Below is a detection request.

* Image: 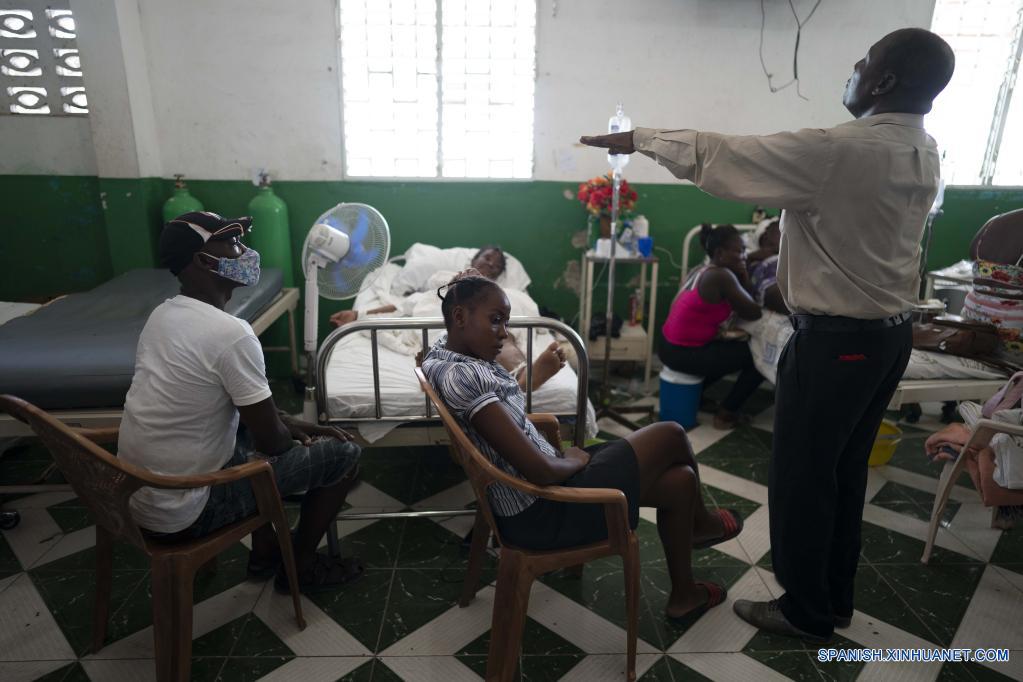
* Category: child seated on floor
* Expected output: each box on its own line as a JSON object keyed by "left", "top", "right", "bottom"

{"left": 422, "top": 271, "right": 744, "bottom": 620}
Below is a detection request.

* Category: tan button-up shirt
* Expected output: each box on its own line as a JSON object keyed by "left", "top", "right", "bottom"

{"left": 634, "top": 113, "right": 940, "bottom": 319}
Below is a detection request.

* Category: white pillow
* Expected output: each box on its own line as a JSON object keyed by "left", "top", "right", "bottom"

{"left": 390, "top": 243, "right": 531, "bottom": 294}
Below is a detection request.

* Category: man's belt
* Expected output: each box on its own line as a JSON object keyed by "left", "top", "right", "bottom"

{"left": 790, "top": 311, "right": 913, "bottom": 332}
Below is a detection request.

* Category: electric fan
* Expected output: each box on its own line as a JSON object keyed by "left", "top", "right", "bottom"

{"left": 300, "top": 202, "right": 390, "bottom": 419}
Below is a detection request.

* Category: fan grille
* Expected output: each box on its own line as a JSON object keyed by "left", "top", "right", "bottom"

{"left": 303, "top": 203, "right": 390, "bottom": 300}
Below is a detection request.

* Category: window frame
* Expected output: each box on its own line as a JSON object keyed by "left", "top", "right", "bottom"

{"left": 978, "top": 4, "right": 1023, "bottom": 185}
{"left": 0, "top": 0, "right": 88, "bottom": 117}
{"left": 335, "top": 0, "right": 539, "bottom": 182}
{"left": 930, "top": 0, "right": 1023, "bottom": 187}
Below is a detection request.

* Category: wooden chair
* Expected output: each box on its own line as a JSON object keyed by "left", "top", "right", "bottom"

{"left": 0, "top": 395, "right": 305, "bottom": 682}
{"left": 414, "top": 369, "right": 639, "bottom": 682}
{"left": 922, "top": 417, "right": 1023, "bottom": 564}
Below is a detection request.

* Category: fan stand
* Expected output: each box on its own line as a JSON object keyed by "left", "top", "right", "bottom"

{"left": 302, "top": 257, "right": 325, "bottom": 422}
{"left": 594, "top": 168, "right": 655, "bottom": 432}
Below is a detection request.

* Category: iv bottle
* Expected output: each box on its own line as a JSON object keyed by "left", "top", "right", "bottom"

{"left": 607, "top": 103, "right": 632, "bottom": 172}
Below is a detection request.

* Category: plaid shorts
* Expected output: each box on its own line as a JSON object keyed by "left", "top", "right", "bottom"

{"left": 167, "top": 430, "right": 361, "bottom": 540}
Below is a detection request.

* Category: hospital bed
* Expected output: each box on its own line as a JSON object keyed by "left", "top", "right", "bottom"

{"left": 314, "top": 244, "right": 596, "bottom": 446}
{"left": 678, "top": 223, "right": 1008, "bottom": 410}
{"left": 314, "top": 316, "right": 591, "bottom": 448}
{"left": 0, "top": 268, "right": 299, "bottom": 445}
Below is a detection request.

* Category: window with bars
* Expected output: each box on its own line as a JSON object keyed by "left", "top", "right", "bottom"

{"left": 0, "top": 1, "right": 86, "bottom": 116}
{"left": 339, "top": 0, "right": 536, "bottom": 179}
{"left": 928, "top": 0, "right": 1023, "bottom": 185}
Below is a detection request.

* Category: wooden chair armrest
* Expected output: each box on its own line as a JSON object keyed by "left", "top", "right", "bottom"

{"left": 531, "top": 484, "right": 624, "bottom": 506}
{"left": 145, "top": 460, "right": 273, "bottom": 490}
{"left": 72, "top": 426, "right": 119, "bottom": 445}
{"left": 533, "top": 484, "right": 632, "bottom": 547}
{"left": 527, "top": 413, "right": 561, "bottom": 449}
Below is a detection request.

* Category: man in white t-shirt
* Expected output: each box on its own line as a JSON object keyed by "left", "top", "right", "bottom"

{"left": 118, "top": 211, "right": 363, "bottom": 593}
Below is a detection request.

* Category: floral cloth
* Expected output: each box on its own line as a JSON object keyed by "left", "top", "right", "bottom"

{"left": 963, "top": 259, "right": 1023, "bottom": 366}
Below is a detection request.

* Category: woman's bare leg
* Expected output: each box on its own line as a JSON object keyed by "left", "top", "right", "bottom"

{"left": 644, "top": 464, "right": 712, "bottom": 615}
{"left": 625, "top": 422, "right": 723, "bottom": 543}
{"left": 623, "top": 422, "right": 729, "bottom": 615}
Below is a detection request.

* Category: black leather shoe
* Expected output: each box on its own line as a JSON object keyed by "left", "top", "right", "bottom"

{"left": 733, "top": 599, "right": 829, "bottom": 642}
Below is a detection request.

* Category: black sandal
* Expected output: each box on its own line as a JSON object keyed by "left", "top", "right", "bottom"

{"left": 666, "top": 581, "right": 727, "bottom": 623}
{"left": 275, "top": 553, "right": 365, "bottom": 594}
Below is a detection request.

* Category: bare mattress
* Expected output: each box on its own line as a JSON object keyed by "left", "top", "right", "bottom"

{"left": 0, "top": 268, "right": 283, "bottom": 410}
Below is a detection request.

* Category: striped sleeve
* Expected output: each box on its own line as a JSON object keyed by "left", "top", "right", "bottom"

{"left": 438, "top": 362, "right": 501, "bottom": 422}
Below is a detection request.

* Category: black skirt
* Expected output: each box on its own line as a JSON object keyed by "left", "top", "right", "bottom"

{"left": 494, "top": 438, "right": 640, "bottom": 551}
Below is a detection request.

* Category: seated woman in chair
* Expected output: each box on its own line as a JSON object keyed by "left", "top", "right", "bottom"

{"left": 422, "top": 272, "right": 743, "bottom": 620}
{"left": 659, "top": 224, "right": 765, "bottom": 429}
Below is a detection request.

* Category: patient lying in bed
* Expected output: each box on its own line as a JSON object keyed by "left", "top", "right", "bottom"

{"left": 329, "top": 244, "right": 511, "bottom": 325}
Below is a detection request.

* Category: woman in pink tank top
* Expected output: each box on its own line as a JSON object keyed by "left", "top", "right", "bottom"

{"left": 660, "top": 224, "right": 765, "bottom": 429}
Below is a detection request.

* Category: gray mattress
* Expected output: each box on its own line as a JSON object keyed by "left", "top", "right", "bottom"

{"left": 0, "top": 268, "right": 284, "bottom": 410}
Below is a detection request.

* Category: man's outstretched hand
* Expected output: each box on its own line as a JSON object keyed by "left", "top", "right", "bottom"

{"left": 579, "top": 131, "right": 635, "bottom": 155}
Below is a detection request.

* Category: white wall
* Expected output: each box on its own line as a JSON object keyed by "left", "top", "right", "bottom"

{"left": 535, "top": 0, "right": 937, "bottom": 182}
{"left": 0, "top": 116, "right": 95, "bottom": 175}
{"left": 136, "top": 0, "right": 344, "bottom": 182}
{"left": 73, "top": 0, "right": 162, "bottom": 178}
{"left": 1, "top": 0, "right": 936, "bottom": 183}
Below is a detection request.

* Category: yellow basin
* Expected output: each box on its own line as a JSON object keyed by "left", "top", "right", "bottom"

{"left": 868, "top": 419, "right": 902, "bottom": 467}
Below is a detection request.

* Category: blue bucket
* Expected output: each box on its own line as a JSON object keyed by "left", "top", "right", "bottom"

{"left": 659, "top": 368, "right": 702, "bottom": 429}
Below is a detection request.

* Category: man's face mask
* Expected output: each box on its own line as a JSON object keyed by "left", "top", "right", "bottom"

{"left": 200, "top": 247, "right": 261, "bottom": 286}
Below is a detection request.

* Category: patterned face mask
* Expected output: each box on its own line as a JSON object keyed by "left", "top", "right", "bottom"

{"left": 200, "top": 247, "right": 261, "bottom": 286}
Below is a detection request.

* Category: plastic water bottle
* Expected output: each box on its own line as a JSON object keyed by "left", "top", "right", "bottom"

{"left": 607, "top": 103, "right": 632, "bottom": 172}
{"left": 619, "top": 226, "right": 635, "bottom": 256}
{"left": 632, "top": 215, "right": 649, "bottom": 238}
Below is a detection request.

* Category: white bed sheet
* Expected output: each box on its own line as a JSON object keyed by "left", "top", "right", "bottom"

{"left": 324, "top": 330, "right": 596, "bottom": 442}
{"left": 0, "top": 302, "right": 40, "bottom": 327}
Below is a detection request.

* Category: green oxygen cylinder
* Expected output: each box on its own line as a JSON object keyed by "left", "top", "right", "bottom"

{"left": 162, "top": 174, "right": 204, "bottom": 223}
{"left": 246, "top": 173, "right": 294, "bottom": 286}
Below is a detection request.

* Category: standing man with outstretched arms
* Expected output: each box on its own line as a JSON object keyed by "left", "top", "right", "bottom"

{"left": 580, "top": 28, "right": 954, "bottom": 641}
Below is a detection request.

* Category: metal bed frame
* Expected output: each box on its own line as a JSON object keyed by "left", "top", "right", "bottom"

{"left": 315, "top": 316, "right": 590, "bottom": 538}
{"left": 314, "top": 315, "right": 590, "bottom": 448}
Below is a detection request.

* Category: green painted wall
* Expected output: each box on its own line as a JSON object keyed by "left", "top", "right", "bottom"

{"left": 2, "top": 174, "right": 1021, "bottom": 366}
{"left": 99, "top": 177, "right": 165, "bottom": 273}
{"left": 168, "top": 178, "right": 762, "bottom": 334}
{"left": 927, "top": 187, "right": 1023, "bottom": 267}
{"left": 0, "top": 175, "right": 110, "bottom": 301}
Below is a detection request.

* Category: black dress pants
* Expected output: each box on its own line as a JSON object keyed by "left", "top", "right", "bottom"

{"left": 769, "top": 316, "right": 912, "bottom": 638}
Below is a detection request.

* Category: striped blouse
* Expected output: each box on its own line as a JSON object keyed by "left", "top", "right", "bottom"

{"left": 422, "top": 336, "right": 561, "bottom": 516}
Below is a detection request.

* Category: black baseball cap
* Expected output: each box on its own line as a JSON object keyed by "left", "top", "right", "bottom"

{"left": 159, "top": 211, "right": 252, "bottom": 275}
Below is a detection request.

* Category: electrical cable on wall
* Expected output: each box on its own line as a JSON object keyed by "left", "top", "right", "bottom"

{"left": 759, "top": 0, "right": 824, "bottom": 100}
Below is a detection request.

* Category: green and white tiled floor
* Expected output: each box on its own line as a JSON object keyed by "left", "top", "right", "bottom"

{"left": 2, "top": 384, "right": 1023, "bottom": 681}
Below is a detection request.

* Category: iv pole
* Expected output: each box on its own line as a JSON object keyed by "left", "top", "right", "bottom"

{"left": 595, "top": 117, "right": 654, "bottom": 430}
